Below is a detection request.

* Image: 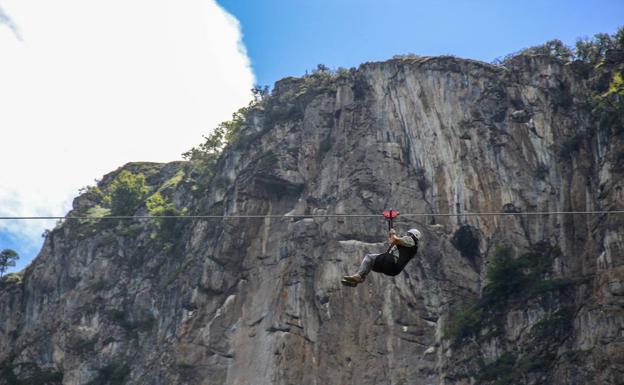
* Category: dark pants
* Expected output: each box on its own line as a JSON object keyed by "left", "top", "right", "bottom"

{"left": 356, "top": 248, "right": 415, "bottom": 278}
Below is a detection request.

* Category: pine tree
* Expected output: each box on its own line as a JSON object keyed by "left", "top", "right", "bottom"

{"left": 0, "top": 249, "right": 19, "bottom": 278}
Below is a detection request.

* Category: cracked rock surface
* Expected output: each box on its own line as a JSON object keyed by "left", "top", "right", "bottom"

{"left": 1, "top": 54, "right": 623, "bottom": 385}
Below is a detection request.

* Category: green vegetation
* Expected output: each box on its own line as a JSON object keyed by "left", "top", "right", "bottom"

{"left": 576, "top": 32, "right": 618, "bottom": 65}
{"left": 492, "top": 29, "right": 624, "bottom": 163}
{"left": 446, "top": 242, "right": 577, "bottom": 384}
{"left": 520, "top": 39, "right": 574, "bottom": 61}
{"left": 86, "top": 363, "right": 130, "bottom": 385}
{"left": 88, "top": 279, "right": 110, "bottom": 292}
{"left": 182, "top": 104, "right": 254, "bottom": 184}
{"left": 72, "top": 168, "right": 190, "bottom": 247}
{"left": 0, "top": 249, "right": 19, "bottom": 278}
{"left": 593, "top": 70, "right": 624, "bottom": 142}
{"left": 494, "top": 27, "right": 623, "bottom": 65}
{"left": 392, "top": 53, "right": 421, "bottom": 60}
{"left": 446, "top": 242, "right": 570, "bottom": 344}
{"left": 557, "top": 133, "right": 584, "bottom": 158}
{"left": 159, "top": 169, "right": 185, "bottom": 191}
{"left": 104, "top": 171, "right": 149, "bottom": 216}
{"left": 264, "top": 64, "right": 340, "bottom": 125}
{"left": 146, "top": 192, "right": 186, "bottom": 243}
{"left": 584, "top": 30, "right": 624, "bottom": 168}
{"left": 106, "top": 309, "right": 156, "bottom": 339}
{"left": 1, "top": 272, "right": 22, "bottom": 285}
{"left": 79, "top": 171, "right": 150, "bottom": 219}
{"left": 69, "top": 335, "right": 99, "bottom": 354}
{"left": 182, "top": 65, "right": 344, "bottom": 189}
{"left": 78, "top": 184, "right": 104, "bottom": 200}
{"left": 0, "top": 363, "right": 63, "bottom": 385}
{"left": 469, "top": 308, "right": 574, "bottom": 385}
{"left": 475, "top": 352, "right": 516, "bottom": 385}
{"left": 494, "top": 39, "right": 572, "bottom": 65}
{"left": 414, "top": 167, "right": 430, "bottom": 194}
{"left": 182, "top": 105, "right": 250, "bottom": 161}
{"left": 446, "top": 302, "right": 485, "bottom": 342}
{"left": 116, "top": 223, "right": 143, "bottom": 237}
{"left": 166, "top": 260, "right": 193, "bottom": 286}
{"left": 535, "top": 163, "right": 549, "bottom": 180}
{"left": 85, "top": 206, "right": 112, "bottom": 218}
{"left": 451, "top": 225, "right": 480, "bottom": 263}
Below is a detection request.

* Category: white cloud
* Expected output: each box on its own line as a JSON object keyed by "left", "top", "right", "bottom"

{"left": 0, "top": 0, "right": 255, "bottom": 246}
{"left": 0, "top": 5, "right": 22, "bottom": 40}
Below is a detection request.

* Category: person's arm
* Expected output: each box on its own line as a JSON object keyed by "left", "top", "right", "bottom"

{"left": 388, "top": 232, "right": 414, "bottom": 247}
{"left": 388, "top": 230, "right": 403, "bottom": 246}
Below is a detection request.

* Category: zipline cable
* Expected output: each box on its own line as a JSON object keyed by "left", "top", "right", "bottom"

{"left": 1, "top": 210, "right": 623, "bottom": 220}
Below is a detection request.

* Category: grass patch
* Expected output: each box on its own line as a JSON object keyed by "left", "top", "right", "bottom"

{"left": 85, "top": 206, "right": 111, "bottom": 219}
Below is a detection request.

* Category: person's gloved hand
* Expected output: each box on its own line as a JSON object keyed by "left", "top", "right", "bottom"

{"left": 388, "top": 229, "right": 397, "bottom": 246}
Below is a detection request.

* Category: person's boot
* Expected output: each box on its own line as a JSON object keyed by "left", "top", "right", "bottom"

{"left": 342, "top": 273, "right": 364, "bottom": 285}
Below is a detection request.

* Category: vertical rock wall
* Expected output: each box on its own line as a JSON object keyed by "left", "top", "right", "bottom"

{"left": 1, "top": 54, "right": 622, "bottom": 385}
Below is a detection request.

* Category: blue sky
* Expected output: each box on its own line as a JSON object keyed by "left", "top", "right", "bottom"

{"left": 2, "top": 0, "right": 622, "bottom": 275}
{"left": 1, "top": 0, "right": 254, "bottom": 275}
{"left": 0, "top": 231, "right": 41, "bottom": 273}
{"left": 219, "top": 0, "right": 624, "bottom": 87}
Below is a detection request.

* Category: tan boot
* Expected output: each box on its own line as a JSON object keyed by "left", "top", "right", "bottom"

{"left": 342, "top": 274, "right": 364, "bottom": 284}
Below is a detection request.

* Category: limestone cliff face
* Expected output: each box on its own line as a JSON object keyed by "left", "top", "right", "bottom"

{"left": 1, "top": 53, "right": 623, "bottom": 385}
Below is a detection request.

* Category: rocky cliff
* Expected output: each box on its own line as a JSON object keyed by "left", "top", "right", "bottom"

{"left": 1, "top": 47, "right": 623, "bottom": 385}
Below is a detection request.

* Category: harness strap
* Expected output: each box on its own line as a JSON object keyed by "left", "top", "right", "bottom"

{"left": 408, "top": 233, "right": 419, "bottom": 248}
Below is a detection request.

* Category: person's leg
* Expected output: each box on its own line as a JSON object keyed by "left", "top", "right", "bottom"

{"left": 356, "top": 253, "right": 379, "bottom": 279}
{"left": 343, "top": 253, "right": 380, "bottom": 284}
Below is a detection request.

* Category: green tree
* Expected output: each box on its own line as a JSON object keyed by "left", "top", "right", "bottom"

{"left": 575, "top": 33, "right": 614, "bottom": 64}
{"left": 105, "top": 171, "right": 149, "bottom": 216}
{"left": 0, "top": 249, "right": 19, "bottom": 278}
{"left": 315, "top": 63, "right": 330, "bottom": 73}
{"left": 523, "top": 39, "right": 574, "bottom": 61}
{"left": 182, "top": 104, "right": 255, "bottom": 193}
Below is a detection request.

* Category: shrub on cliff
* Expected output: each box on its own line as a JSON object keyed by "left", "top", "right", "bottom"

{"left": 593, "top": 71, "right": 624, "bottom": 138}
{"left": 182, "top": 104, "right": 255, "bottom": 190}
{"left": 494, "top": 39, "right": 574, "bottom": 65}
{"left": 521, "top": 39, "right": 574, "bottom": 61}
{"left": 576, "top": 27, "right": 624, "bottom": 65}
{"left": 446, "top": 242, "right": 569, "bottom": 344}
{"left": 494, "top": 26, "right": 624, "bottom": 66}
{"left": 104, "top": 171, "right": 149, "bottom": 216}
{"left": 146, "top": 192, "right": 185, "bottom": 243}
{"left": 264, "top": 64, "right": 340, "bottom": 125}
{"left": 575, "top": 33, "right": 616, "bottom": 65}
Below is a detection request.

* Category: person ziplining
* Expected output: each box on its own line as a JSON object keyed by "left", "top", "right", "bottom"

{"left": 341, "top": 210, "right": 422, "bottom": 287}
